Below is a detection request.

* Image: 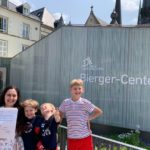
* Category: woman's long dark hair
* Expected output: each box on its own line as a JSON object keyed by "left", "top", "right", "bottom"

{"left": 0, "top": 85, "right": 21, "bottom": 108}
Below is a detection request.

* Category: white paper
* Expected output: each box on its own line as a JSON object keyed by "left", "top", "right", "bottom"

{"left": 0, "top": 108, "right": 18, "bottom": 140}
{"left": 0, "top": 139, "right": 14, "bottom": 150}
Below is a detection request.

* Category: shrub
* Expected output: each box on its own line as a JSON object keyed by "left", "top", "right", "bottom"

{"left": 117, "top": 130, "right": 140, "bottom": 146}
{"left": 109, "top": 129, "right": 150, "bottom": 149}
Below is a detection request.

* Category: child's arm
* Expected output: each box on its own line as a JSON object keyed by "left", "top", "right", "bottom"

{"left": 54, "top": 108, "right": 61, "bottom": 123}
{"left": 58, "top": 110, "right": 64, "bottom": 123}
{"left": 88, "top": 106, "right": 103, "bottom": 121}
{"left": 58, "top": 100, "right": 65, "bottom": 122}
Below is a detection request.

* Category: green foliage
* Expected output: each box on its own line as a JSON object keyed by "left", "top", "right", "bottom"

{"left": 117, "top": 130, "right": 140, "bottom": 145}
{"left": 108, "top": 130, "right": 150, "bottom": 149}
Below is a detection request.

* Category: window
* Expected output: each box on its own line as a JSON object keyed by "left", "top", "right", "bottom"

{"left": 22, "top": 23, "right": 30, "bottom": 39}
{"left": 0, "top": 40, "right": 8, "bottom": 57}
{"left": 22, "top": 44, "right": 28, "bottom": 51}
{"left": 0, "top": 0, "right": 8, "bottom": 7}
{"left": 23, "top": 7, "right": 29, "bottom": 15}
{"left": 0, "top": 16, "right": 8, "bottom": 33}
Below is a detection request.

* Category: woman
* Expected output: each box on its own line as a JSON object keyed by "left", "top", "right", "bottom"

{"left": 0, "top": 86, "right": 24, "bottom": 150}
{"left": 0, "top": 85, "right": 21, "bottom": 108}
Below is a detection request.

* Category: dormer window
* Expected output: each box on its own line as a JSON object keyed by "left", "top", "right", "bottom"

{"left": 22, "top": 3, "right": 30, "bottom": 15}
{"left": 16, "top": 3, "right": 30, "bottom": 15}
{"left": 23, "top": 7, "right": 29, "bottom": 15}
{"left": 0, "top": 0, "right": 8, "bottom": 7}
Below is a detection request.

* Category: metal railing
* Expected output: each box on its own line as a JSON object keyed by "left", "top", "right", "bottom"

{"left": 58, "top": 125, "right": 146, "bottom": 150}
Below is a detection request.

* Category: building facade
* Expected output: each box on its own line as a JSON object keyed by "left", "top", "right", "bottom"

{"left": 0, "top": 0, "right": 54, "bottom": 57}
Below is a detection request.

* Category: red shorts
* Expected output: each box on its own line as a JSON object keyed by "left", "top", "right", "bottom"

{"left": 67, "top": 135, "right": 93, "bottom": 150}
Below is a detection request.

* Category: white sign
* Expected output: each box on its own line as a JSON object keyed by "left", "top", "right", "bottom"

{"left": 0, "top": 108, "right": 18, "bottom": 149}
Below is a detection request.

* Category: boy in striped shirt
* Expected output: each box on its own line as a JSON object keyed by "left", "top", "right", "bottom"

{"left": 59, "top": 79, "right": 103, "bottom": 150}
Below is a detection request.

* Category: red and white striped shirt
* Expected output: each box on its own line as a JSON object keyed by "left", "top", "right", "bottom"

{"left": 59, "top": 98, "right": 95, "bottom": 139}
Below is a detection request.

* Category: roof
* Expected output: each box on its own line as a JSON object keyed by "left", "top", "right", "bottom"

{"left": 85, "top": 6, "right": 108, "bottom": 26}
{"left": 97, "top": 17, "right": 108, "bottom": 26}
{"left": 31, "top": 7, "right": 55, "bottom": 28}
{"left": 31, "top": 7, "right": 45, "bottom": 20}
{"left": 0, "top": 1, "right": 40, "bottom": 21}
{"left": 16, "top": 2, "right": 31, "bottom": 9}
{"left": 7, "top": 1, "right": 17, "bottom": 11}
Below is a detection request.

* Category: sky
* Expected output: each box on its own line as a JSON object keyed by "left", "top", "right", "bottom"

{"left": 9, "top": 0, "right": 141, "bottom": 25}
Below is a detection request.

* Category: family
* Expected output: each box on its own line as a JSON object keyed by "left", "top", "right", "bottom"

{"left": 0, "top": 79, "right": 103, "bottom": 150}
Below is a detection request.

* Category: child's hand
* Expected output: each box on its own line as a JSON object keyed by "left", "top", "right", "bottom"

{"left": 36, "top": 141, "right": 45, "bottom": 150}
{"left": 54, "top": 108, "right": 61, "bottom": 123}
{"left": 54, "top": 107, "right": 59, "bottom": 114}
{"left": 39, "top": 145, "right": 44, "bottom": 150}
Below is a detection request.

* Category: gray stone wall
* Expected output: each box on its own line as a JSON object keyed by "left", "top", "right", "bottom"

{"left": 10, "top": 26, "right": 150, "bottom": 132}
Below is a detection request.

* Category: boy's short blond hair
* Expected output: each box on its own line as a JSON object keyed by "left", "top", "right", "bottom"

{"left": 70, "top": 79, "right": 84, "bottom": 88}
{"left": 22, "top": 99, "right": 39, "bottom": 109}
{"left": 40, "top": 103, "right": 55, "bottom": 110}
